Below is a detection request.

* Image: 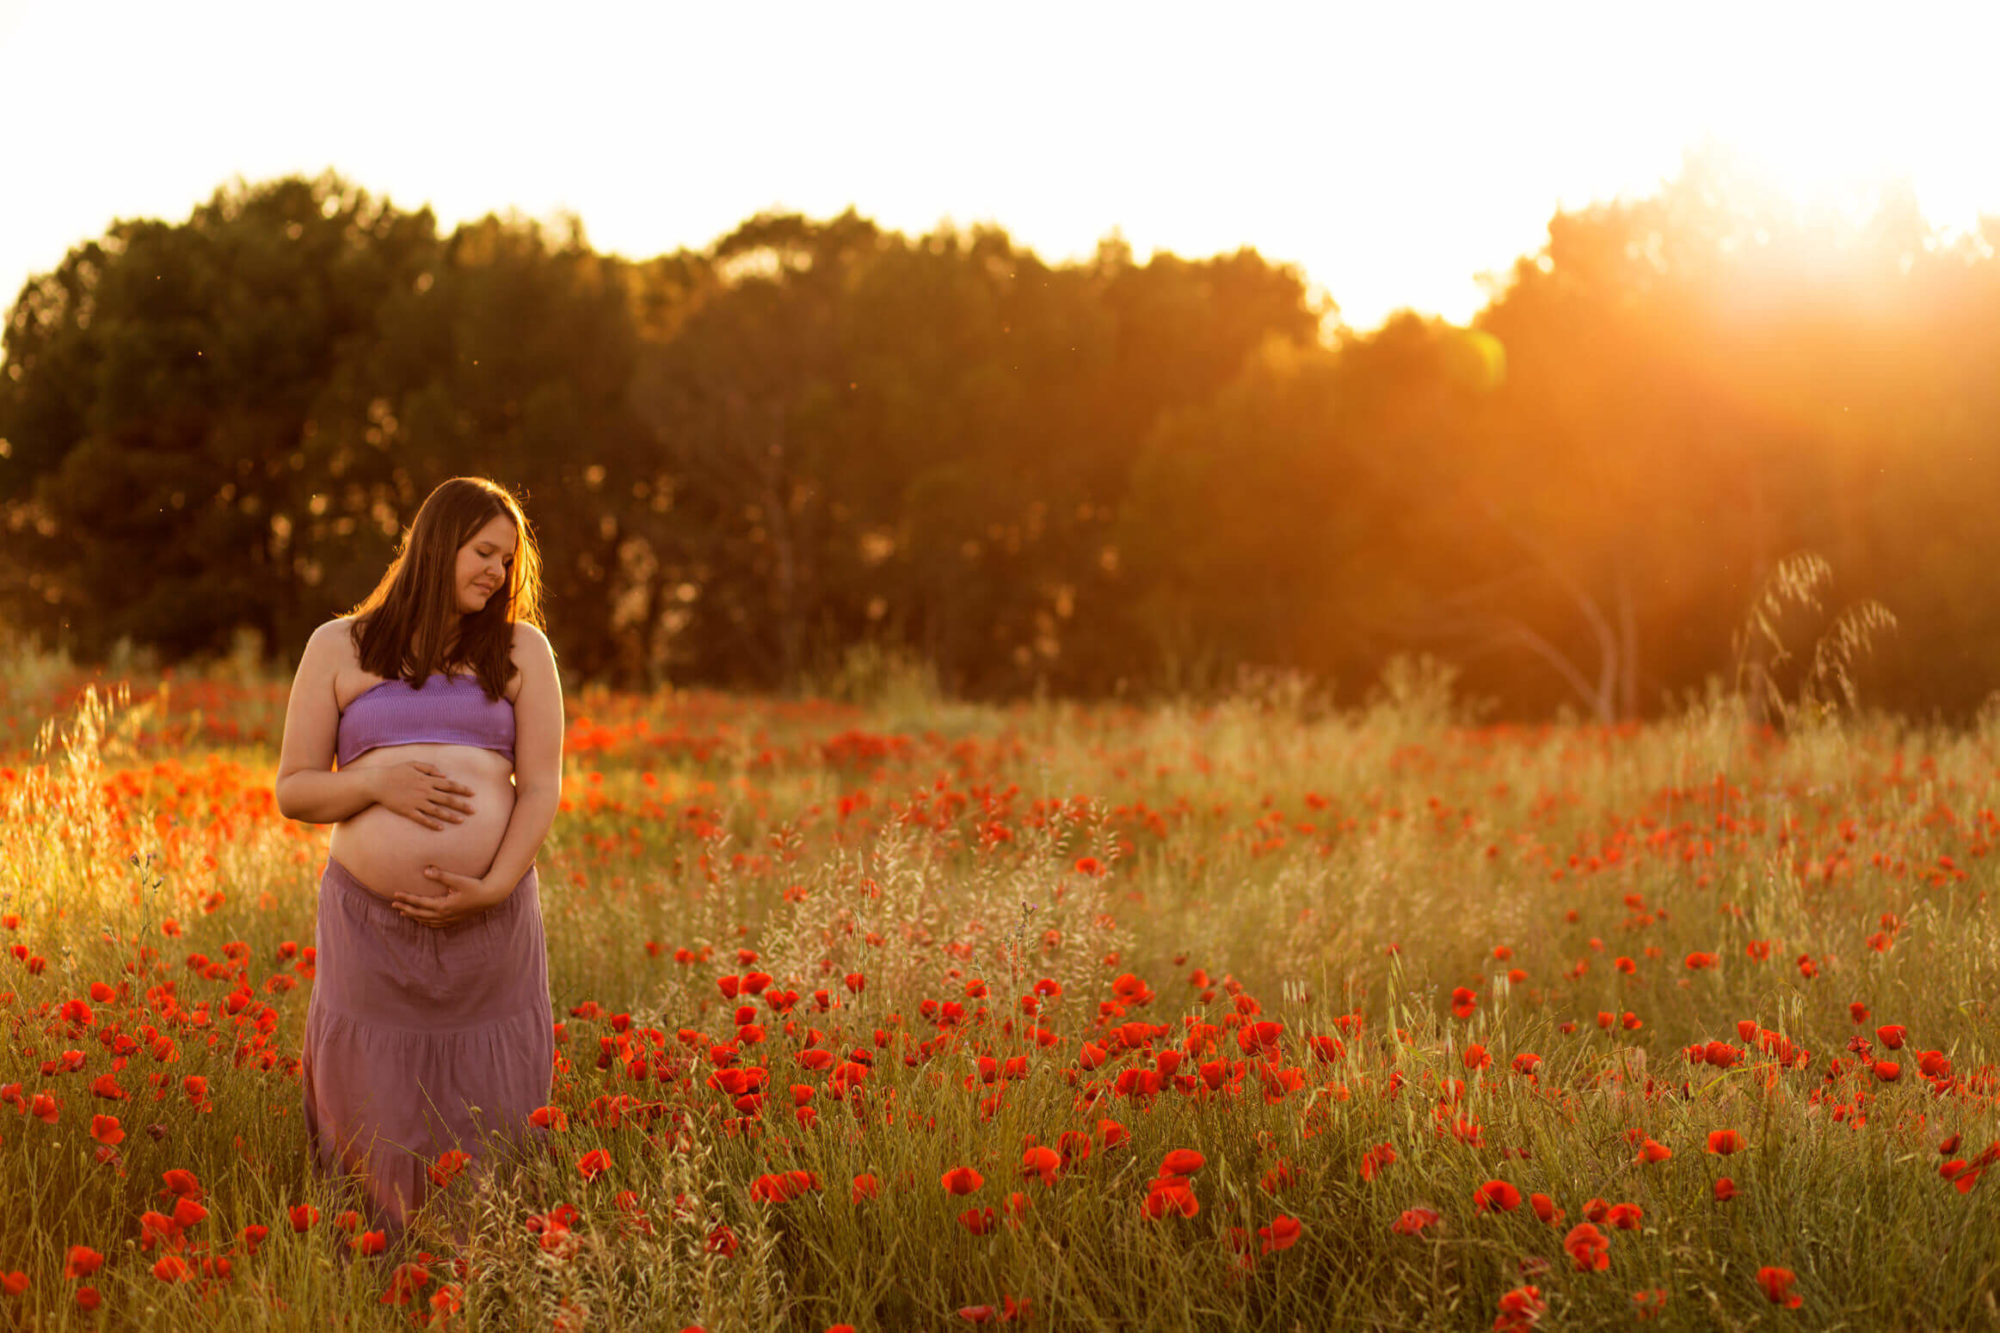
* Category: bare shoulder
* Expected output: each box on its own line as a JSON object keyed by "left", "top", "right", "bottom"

{"left": 510, "top": 621, "right": 556, "bottom": 663}
{"left": 304, "top": 617, "right": 359, "bottom": 663}
{"left": 509, "top": 622, "right": 559, "bottom": 701}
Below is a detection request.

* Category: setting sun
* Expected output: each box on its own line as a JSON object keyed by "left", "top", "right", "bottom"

{"left": 1, "top": 1, "right": 1995, "bottom": 335}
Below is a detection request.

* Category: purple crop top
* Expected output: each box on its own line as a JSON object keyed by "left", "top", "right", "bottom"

{"left": 336, "top": 672, "right": 516, "bottom": 767}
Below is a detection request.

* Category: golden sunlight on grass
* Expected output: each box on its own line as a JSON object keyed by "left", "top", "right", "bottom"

{"left": 1, "top": 651, "right": 1997, "bottom": 1329}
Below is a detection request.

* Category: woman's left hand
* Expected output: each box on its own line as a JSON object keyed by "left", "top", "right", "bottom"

{"left": 392, "top": 866, "right": 499, "bottom": 929}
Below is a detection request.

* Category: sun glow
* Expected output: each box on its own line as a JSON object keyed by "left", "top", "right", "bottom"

{"left": 1659, "top": 10, "right": 1998, "bottom": 253}
{"left": 0, "top": 2, "right": 1997, "bottom": 337}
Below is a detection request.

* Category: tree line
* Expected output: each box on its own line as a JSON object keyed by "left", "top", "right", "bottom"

{"left": 3, "top": 146, "right": 1996, "bottom": 720}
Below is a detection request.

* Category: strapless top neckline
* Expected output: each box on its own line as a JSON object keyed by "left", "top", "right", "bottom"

{"left": 348, "top": 671, "right": 487, "bottom": 707}
{"left": 336, "top": 670, "right": 516, "bottom": 768}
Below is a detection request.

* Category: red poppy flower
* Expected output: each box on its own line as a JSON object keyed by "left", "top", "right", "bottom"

{"left": 1021, "top": 1146, "right": 1060, "bottom": 1185}
{"left": 1451, "top": 988, "right": 1477, "bottom": 1019}
{"left": 1142, "top": 1177, "right": 1198, "bottom": 1219}
{"left": 1757, "top": 1266, "right": 1802, "bottom": 1308}
{"left": 136, "top": 1212, "right": 177, "bottom": 1252}
{"left": 1392, "top": 1207, "right": 1439, "bottom": 1236}
{"left": 1564, "top": 1221, "right": 1610, "bottom": 1272}
{"left": 750, "top": 1173, "right": 799, "bottom": 1204}
{"left": 381, "top": 1261, "right": 432, "bottom": 1306}
{"left": 1258, "top": 1215, "right": 1302, "bottom": 1253}
{"left": 1873, "top": 1060, "right": 1901, "bottom": 1083}
{"left": 1713, "top": 1177, "right": 1737, "bottom": 1201}
{"left": 1530, "top": 1193, "right": 1564, "bottom": 1225}
{"left": 158, "top": 1169, "right": 202, "bottom": 1200}
{"left": 1474, "top": 1180, "right": 1522, "bottom": 1213}
{"left": 1493, "top": 1284, "right": 1546, "bottom": 1333}
{"left": 1606, "top": 1202, "right": 1644, "bottom": 1231}
{"left": 851, "top": 1173, "right": 879, "bottom": 1203}
{"left": 1707, "top": 1130, "right": 1746, "bottom": 1156}
{"left": 1158, "top": 1149, "right": 1205, "bottom": 1177}
{"left": 428, "top": 1148, "right": 473, "bottom": 1187}
{"left": 941, "top": 1167, "right": 984, "bottom": 1195}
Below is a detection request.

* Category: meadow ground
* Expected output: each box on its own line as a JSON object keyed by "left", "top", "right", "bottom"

{"left": 1, "top": 650, "right": 1997, "bottom": 1331}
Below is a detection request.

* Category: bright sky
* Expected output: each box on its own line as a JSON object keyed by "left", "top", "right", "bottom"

{"left": 2, "top": 0, "right": 1996, "bottom": 336}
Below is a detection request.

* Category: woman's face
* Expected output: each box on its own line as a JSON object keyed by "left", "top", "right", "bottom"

{"left": 453, "top": 514, "right": 518, "bottom": 615}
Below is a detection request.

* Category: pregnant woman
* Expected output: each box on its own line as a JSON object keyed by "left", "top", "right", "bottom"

{"left": 275, "top": 476, "right": 563, "bottom": 1253}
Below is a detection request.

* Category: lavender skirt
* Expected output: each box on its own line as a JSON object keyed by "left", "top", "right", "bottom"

{"left": 301, "top": 856, "right": 554, "bottom": 1245}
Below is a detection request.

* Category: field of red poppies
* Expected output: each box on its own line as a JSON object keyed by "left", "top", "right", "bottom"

{"left": 1, "top": 654, "right": 1996, "bottom": 1330}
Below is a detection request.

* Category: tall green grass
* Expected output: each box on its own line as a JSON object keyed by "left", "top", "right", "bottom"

{"left": 0, "top": 644, "right": 1995, "bottom": 1329}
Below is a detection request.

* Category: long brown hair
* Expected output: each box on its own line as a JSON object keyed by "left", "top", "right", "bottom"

{"left": 342, "top": 477, "right": 547, "bottom": 701}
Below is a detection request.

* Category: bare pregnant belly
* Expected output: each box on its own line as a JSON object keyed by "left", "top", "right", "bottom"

{"left": 328, "top": 743, "right": 517, "bottom": 904}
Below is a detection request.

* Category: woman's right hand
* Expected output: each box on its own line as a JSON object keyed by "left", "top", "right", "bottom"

{"left": 367, "top": 762, "right": 475, "bottom": 830}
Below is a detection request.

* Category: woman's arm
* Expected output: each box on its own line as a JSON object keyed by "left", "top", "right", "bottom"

{"left": 278, "top": 766, "right": 383, "bottom": 825}
{"left": 475, "top": 623, "right": 564, "bottom": 899}
{"left": 275, "top": 621, "right": 381, "bottom": 824}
